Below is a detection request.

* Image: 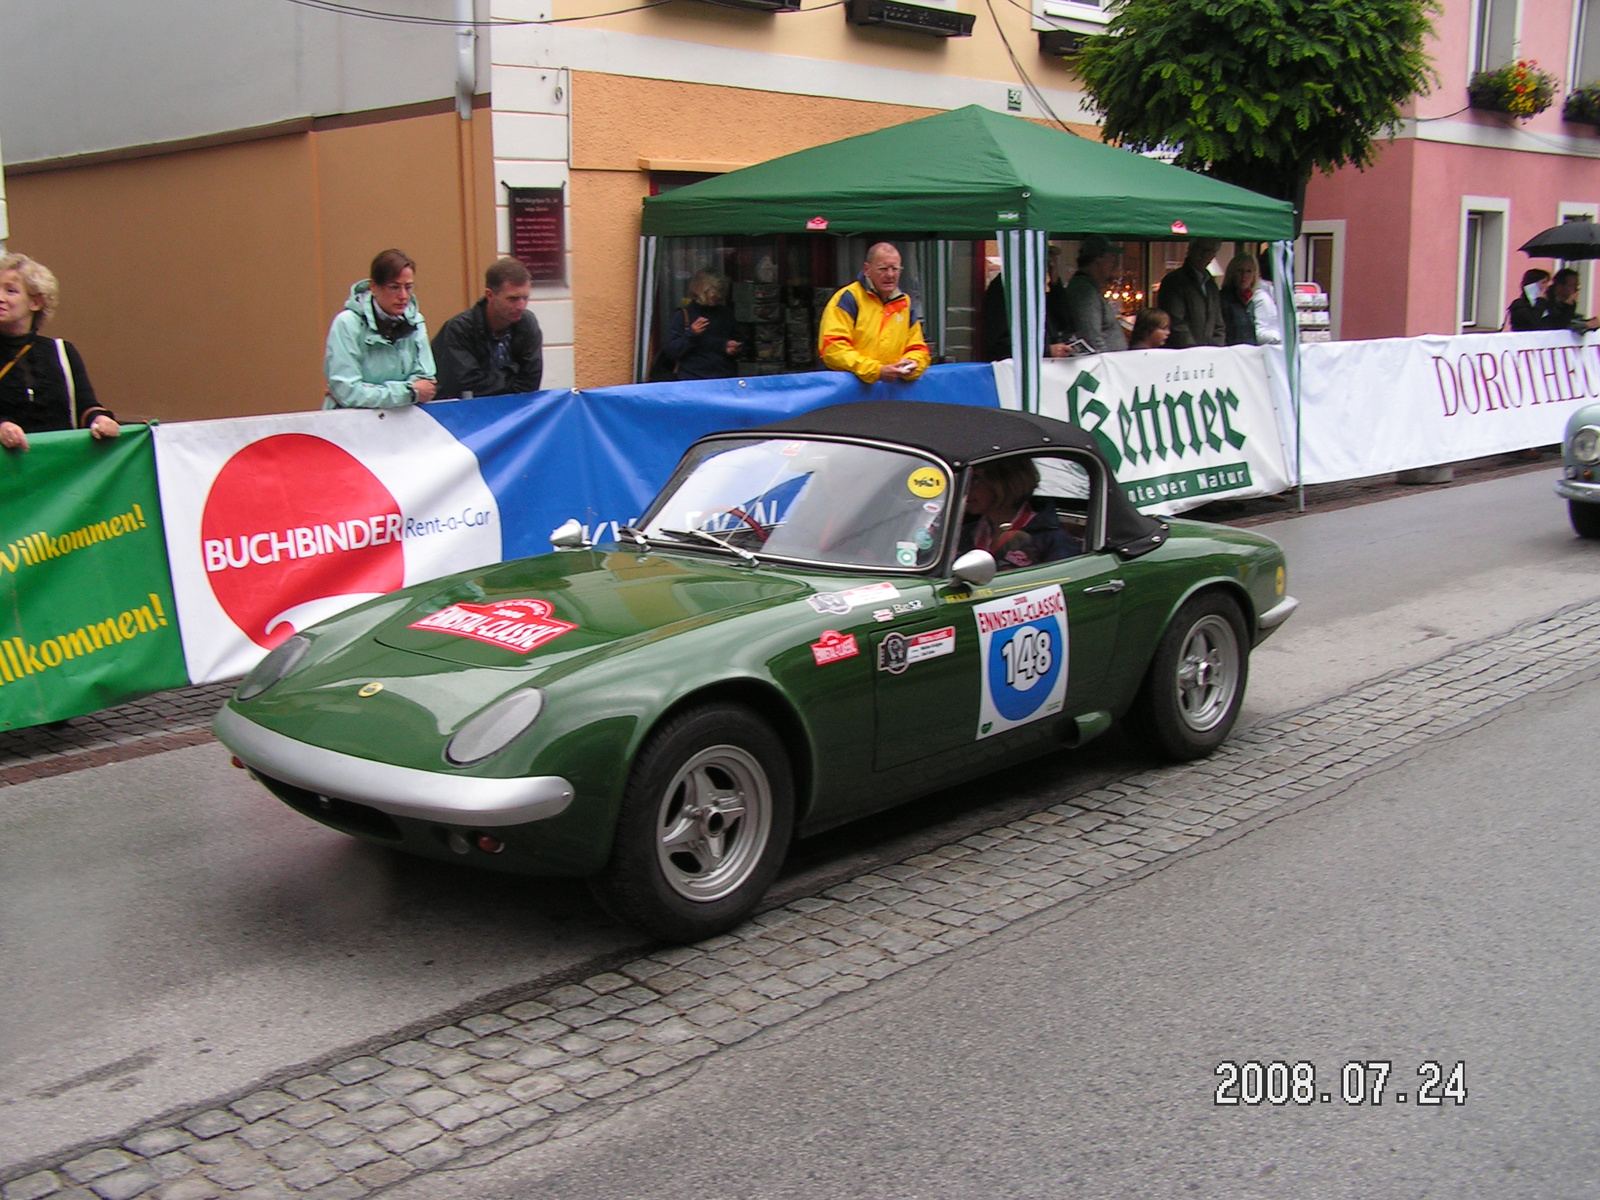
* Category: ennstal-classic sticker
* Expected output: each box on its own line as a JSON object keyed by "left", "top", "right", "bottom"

{"left": 810, "top": 630, "right": 859, "bottom": 665}
{"left": 877, "top": 625, "right": 956, "bottom": 674}
{"left": 410, "top": 598, "right": 575, "bottom": 654}
{"left": 972, "top": 585, "right": 1068, "bottom": 738}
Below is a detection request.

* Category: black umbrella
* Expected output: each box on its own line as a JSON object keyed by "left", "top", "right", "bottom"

{"left": 1520, "top": 220, "right": 1600, "bottom": 259}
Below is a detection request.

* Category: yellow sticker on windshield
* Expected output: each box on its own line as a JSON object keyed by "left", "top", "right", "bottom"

{"left": 907, "top": 467, "right": 947, "bottom": 499}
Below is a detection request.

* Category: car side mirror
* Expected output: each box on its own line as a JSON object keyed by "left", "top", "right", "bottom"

{"left": 951, "top": 549, "right": 996, "bottom": 587}
{"left": 550, "top": 518, "right": 590, "bottom": 550}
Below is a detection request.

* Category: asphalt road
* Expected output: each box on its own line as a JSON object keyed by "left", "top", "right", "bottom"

{"left": 1243, "top": 467, "right": 1600, "bottom": 721}
{"left": 418, "top": 647, "right": 1600, "bottom": 1199}
{"left": 1, "top": 467, "right": 1596, "bottom": 1173}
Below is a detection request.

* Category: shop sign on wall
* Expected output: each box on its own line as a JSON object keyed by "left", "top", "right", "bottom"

{"left": 508, "top": 187, "right": 565, "bottom": 284}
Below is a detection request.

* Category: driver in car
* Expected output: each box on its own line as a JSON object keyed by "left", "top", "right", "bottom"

{"left": 958, "top": 458, "right": 1082, "bottom": 570}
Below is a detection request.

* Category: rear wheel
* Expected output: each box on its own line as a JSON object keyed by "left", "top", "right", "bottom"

{"left": 590, "top": 704, "right": 793, "bottom": 943}
{"left": 1128, "top": 591, "right": 1248, "bottom": 761}
{"left": 1570, "top": 500, "right": 1600, "bottom": 539}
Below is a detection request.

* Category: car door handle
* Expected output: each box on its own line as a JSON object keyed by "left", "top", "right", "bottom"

{"left": 1083, "top": 580, "right": 1125, "bottom": 594}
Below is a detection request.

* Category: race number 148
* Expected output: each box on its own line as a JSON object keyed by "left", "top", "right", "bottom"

{"left": 1000, "top": 627, "right": 1052, "bottom": 688}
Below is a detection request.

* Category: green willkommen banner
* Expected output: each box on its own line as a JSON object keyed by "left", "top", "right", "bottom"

{"left": 0, "top": 426, "right": 187, "bottom": 729}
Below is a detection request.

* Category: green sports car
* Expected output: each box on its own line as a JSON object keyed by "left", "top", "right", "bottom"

{"left": 216, "top": 401, "right": 1297, "bottom": 942}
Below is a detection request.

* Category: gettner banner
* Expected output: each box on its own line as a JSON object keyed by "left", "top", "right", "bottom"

{"left": 998, "top": 347, "right": 1294, "bottom": 515}
{"left": 1299, "top": 330, "right": 1597, "bottom": 484}
{"left": 0, "top": 426, "right": 186, "bottom": 728}
{"left": 156, "top": 364, "right": 1002, "bottom": 685}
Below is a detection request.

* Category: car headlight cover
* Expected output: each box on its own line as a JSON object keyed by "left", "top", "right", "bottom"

{"left": 236, "top": 635, "right": 312, "bottom": 701}
{"left": 1573, "top": 425, "right": 1600, "bottom": 464}
{"left": 446, "top": 689, "right": 546, "bottom": 765}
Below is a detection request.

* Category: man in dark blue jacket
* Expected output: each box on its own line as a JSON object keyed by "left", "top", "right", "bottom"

{"left": 432, "top": 259, "right": 544, "bottom": 399}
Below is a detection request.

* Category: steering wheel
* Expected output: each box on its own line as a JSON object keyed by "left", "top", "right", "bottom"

{"left": 700, "top": 505, "right": 770, "bottom": 542}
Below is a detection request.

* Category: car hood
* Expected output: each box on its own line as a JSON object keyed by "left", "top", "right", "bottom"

{"left": 373, "top": 548, "right": 810, "bottom": 670}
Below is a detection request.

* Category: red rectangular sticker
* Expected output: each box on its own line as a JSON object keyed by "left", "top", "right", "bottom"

{"left": 410, "top": 598, "right": 575, "bottom": 654}
{"left": 810, "top": 630, "right": 859, "bottom": 665}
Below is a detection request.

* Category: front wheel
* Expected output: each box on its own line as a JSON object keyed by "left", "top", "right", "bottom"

{"left": 590, "top": 705, "right": 793, "bottom": 942}
{"left": 1128, "top": 591, "right": 1248, "bottom": 762}
{"left": 1570, "top": 500, "right": 1600, "bottom": 540}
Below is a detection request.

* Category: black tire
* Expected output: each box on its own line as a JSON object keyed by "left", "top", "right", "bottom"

{"left": 1127, "top": 591, "right": 1249, "bottom": 762}
{"left": 590, "top": 704, "right": 793, "bottom": 943}
{"left": 1570, "top": 500, "right": 1600, "bottom": 540}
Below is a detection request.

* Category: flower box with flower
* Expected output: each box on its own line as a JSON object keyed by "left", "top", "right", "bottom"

{"left": 1468, "top": 60, "right": 1558, "bottom": 118}
{"left": 1565, "top": 82, "right": 1600, "bottom": 126}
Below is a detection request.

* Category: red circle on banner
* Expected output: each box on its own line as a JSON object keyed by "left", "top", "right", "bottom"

{"left": 200, "top": 434, "right": 404, "bottom": 648}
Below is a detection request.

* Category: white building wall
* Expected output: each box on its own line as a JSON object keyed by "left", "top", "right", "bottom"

{"left": 489, "top": 1, "right": 575, "bottom": 388}
{"left": 0, "top": 0, "right": 490, "bottom": 164}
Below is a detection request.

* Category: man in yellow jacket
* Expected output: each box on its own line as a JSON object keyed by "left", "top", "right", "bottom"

{"left": 818, "top": 243, "right": 931, "bottom": 384}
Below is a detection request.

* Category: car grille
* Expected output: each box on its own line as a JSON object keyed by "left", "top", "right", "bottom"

{"left": 255, "top": 772, "right": 404, "bottom": 842}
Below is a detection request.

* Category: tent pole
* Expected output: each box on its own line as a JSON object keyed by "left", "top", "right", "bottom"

{"left": 634, "top": 235, "right": 658, "bottom": 384}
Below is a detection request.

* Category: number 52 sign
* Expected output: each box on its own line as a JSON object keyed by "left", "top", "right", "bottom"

{"left": 973, "top": 584, "right": 1069, "bottom": 739}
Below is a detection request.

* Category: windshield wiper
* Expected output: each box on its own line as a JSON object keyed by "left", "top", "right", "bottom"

{"left": 659, "top": 527, "right": 759, "bottom": 565}
{"left": 615, "top": 524, "right": 650, "bottom": 549}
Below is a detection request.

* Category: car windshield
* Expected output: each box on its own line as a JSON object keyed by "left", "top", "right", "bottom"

{"left": 641, "top": 437, "right": 953, "bottom": 570}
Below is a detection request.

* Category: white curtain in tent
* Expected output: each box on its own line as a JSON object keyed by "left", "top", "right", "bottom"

{"left": 997, "top": 229, "right": 1048, "bottom": 413}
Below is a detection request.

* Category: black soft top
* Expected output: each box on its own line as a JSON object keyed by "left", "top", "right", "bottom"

{"left": 741, "top": 400, "right": 1168, "bottom": 559}
{"left": 753, "top": 399, "right": 1097, "bottom": 466}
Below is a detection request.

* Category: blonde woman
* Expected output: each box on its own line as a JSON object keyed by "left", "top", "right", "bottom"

{"left": 661, "top": 270, "right": 742, "bottom": 380}
{"left": 1220, "top": 253, "right": 1262, "bottom": 346}
{"left": 0, "top": 254, "right": 118, "bottom": 452}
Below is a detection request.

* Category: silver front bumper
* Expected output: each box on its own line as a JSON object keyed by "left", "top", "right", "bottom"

{"left": 1256, "top": 595, "right": 1299, "bottom": 640}
{"left": 1555, "top": 478, "right": 1600, "bottom": 503}
{"left": 214, "top": 705, "right": 574, "bottom": 828}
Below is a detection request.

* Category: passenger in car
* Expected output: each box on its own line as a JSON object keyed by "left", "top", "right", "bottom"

{"left": 958, "top": 458, "right": 1083, "bottom": 569}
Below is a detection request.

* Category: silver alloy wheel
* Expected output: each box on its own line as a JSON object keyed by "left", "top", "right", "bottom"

{"left": 1173, "top": 614, "right": 1241, "bottom": 732}
{"left": 654, "top": 744, "right": 773, "bottom": 902}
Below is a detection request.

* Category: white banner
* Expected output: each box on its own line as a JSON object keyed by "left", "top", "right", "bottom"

{"left": 154, "top": 408, "right": 501, "bottom": 684}
{"left": 997, "top": 347, "right": 1294, "bottom": 515}
{"left": 1300, "top": 330, "right": 1598, "bottom": 484}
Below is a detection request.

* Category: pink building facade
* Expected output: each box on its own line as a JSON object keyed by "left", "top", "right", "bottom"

{"left": 1303, "top": 0, "right": 1600, "bottom": 341}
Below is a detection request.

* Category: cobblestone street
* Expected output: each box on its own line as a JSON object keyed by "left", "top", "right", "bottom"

{"left": 0, "top": 683, "right": 233, "bottom": 788}
{"left": 6, "top": 591, "right": 1597, "bottom": 1200}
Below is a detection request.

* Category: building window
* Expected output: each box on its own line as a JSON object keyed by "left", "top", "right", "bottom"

{"left": 1473, "top": 0, "right": 1519, "bottom": 74}
{"left": 1461, "top": 214, "right": 1484, "bottom": 327}
{"left": 1576, "top": 0, "right": 1600, "bottom": 86}
{"left": 1460, "top": 200, "right": 1508, "bottom": 332}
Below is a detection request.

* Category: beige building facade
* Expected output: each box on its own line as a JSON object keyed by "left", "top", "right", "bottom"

{"left": 491, "top": 0, "right": 1101, "bottom": 386}
{"left": 1, "top": 0, "right": 1106, "bottom": 417}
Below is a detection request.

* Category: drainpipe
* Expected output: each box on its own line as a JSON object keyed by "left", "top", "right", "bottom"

{"left": 455, "top": 0, "right": 476, "bottom": 120}
{"left": 0, "top": 130, "right": 9, "bottom": 252}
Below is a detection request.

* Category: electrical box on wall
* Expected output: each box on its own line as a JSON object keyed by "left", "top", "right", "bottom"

{"left": 695, "top": 0, "right": 803, "bottom": 10}
{"left": 847, "top": 0, "right": 975, "bottom": 37}
{"left": 1033, "top": 0, "right": 1111, "bottom": 55}
{"left": 1037, "top": 29, "right": 1087, "bottom": 56}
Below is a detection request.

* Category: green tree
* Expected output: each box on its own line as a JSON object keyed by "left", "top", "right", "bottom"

{"left": 1075, "top": 0, "right": 1437, "bottom": 220}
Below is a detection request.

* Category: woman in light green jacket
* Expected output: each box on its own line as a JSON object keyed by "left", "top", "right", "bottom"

{"left": 323, "top": 249, "right": 438, "bottom": 409}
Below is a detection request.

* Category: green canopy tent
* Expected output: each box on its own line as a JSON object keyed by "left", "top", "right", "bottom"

{"left": 637, "top": 104, "right": 1297, "bottom": 412}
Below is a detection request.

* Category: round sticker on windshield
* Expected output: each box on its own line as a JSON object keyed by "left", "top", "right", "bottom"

{"left": 907, "top": 467, "right": 947, "bottom": 499}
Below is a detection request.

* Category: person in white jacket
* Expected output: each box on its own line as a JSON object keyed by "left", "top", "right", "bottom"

{"left": 1251, "top": 276, "right": 1284, "bottom": 346}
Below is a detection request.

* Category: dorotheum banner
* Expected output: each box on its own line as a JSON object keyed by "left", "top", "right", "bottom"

{"left": 0, "top": 425, "right": 186, "bottom": 728}
{"left": 1000, "top": 347, "right": 1293, "bottom": 516}
{"left": 1299, "top": 330, "right": 1595, "bottom": 484}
